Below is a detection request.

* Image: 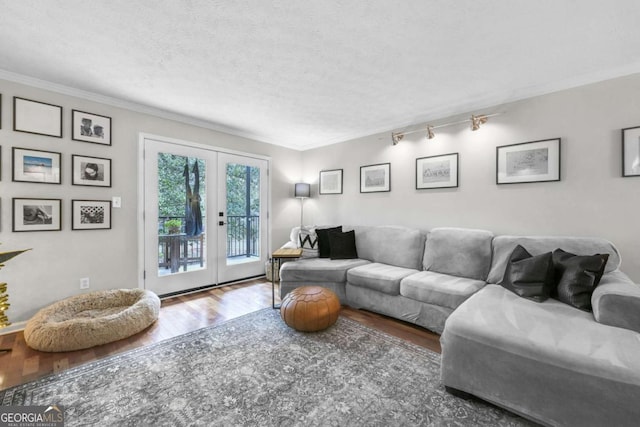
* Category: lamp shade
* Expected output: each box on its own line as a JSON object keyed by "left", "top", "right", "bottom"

{"left": 294, "top": 183, "right": 311, "bottom": 198}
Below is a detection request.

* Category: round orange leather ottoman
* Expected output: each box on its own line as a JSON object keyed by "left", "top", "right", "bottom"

{"left": 280, "top": 286, "right": 340, "bottom": 332}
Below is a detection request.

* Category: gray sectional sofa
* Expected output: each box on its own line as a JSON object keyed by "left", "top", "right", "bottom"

{"left": 279, "top": 225, "right": 640, "bottom": 427}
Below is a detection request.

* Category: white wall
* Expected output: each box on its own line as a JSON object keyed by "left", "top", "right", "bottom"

{"left": 0, "top": 79, "right": 303, "bottom": 328}
{"left": 301, "top": 73, "right": 640, "bottom": 282}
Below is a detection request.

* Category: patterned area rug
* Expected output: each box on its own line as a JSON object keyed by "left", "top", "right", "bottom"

{"left": 1, "top": 309, "right": 531, "bottom": 426}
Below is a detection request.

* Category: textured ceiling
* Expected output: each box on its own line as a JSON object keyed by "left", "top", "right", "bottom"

{"left": 1, "top": 1, "right": 640, "bottom": 150}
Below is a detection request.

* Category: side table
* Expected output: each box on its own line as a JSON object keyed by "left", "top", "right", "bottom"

{"left": 270, "top": 248, "right": 303, "bottom": 309}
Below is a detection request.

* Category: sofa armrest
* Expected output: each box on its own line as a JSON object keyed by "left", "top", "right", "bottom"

{"left": 592, "top": 270, "right": 640, "bottom": 333}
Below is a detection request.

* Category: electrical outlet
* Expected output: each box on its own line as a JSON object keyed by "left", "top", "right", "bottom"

{"left": 80, "top": 278, "right": 90, "bottom": 289}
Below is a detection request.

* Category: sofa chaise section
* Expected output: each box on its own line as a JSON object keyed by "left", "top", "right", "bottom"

{"left": 441, "top": 235, "right": 640, "bottom": 426}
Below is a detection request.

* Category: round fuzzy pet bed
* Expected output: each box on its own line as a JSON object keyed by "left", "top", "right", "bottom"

{"left": 24, "top": 289, "right": 160, "bottom": 352}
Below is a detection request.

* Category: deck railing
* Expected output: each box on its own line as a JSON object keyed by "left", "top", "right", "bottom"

{"left": 158, "top": 215, "right": 259, "bottom": 258}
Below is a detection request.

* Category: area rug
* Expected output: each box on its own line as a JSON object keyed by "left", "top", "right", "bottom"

{"left": 1, "top": 309, "right": 532, "bottom": 426}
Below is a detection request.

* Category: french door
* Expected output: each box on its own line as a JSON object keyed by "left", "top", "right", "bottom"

{"left": 142, "top": 136, "right": 269, "bottom": 296}
{"left": 217, "top": 153, "right": 269, "bottom": 283}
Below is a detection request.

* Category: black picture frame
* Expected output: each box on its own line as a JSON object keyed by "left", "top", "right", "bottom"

{"left": 496, "top": 138, "right": 561, "bottom": 185}
{"left": 416, "top": 153, "right": 459, "bottom": 189}
{"left": 72, "top": 199, "right": 112, "bottom": 230}
{"left": 319, "top": 169, "right": 343, "bottom": 195}
{"left": 72, "top": 154, "right": 112, "bottom": 187}
{"left": 360, "top": 163, "right": 391, "bottom": 193}
{"left": 12, "top": 198, "right": 62, "bottom": 232}
{"left": 622, "top": 125, "right": 640, "bottom": 177}
{"left": 72, "top": 110, "right": 112, "bottom": 145}
{"left": 12, "top": 147, "right": 62, "bottom": 184}
{"left": 13, "top": 97, "right": 63, "bottom": 138}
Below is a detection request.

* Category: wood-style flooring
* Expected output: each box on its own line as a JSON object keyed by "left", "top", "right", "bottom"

{"left": 0, "top": 279, "right": 441, "bottom": 391}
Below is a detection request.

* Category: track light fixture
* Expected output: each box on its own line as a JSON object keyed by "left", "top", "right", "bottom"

{"left": 471, "top": 114, "right": 488, "bottom": 131}
{"left": 392, "top": 132, "right": 404, "bottom": 145}
{"left": 426, "top": 125, "right": 435, "bottom": 139}
{"left": 391, "top": 112, "right": 501, "bottom": 145}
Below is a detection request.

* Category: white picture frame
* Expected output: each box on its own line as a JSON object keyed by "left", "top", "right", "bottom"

{"left": 360, "top": 163, "right": 390, "bottom": 193}
{"left": 416, "top": 153, "right": 458, "bottom": 189}
{"left": 72, "top": 110, "right": 112, "bottom": 145}
{"left": 72, "top": 200, "right": 112, "bottom": 230}
{"left": 12, "top": 198, "right": 62, "bottom": 232}
{"left": 496, "top": 138, "right": 561, "bottom": 184}
{"left": 12, "top": 147, "right": 62, "bottom": 184}
{"left": 622, "top": 126, "right": 640, "bottom": 177}
{"left": 72, "top": 155, "right": 112, "bottom": 187}
{"left": 13, "top": 97, "right": 63, "bottom": 138}
{"left": 319, "top": 169, "right": 343, "bottom": 194}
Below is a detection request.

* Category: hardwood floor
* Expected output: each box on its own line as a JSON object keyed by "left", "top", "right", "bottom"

{"left": 0, "top": 279, "right": 441, "bottom": 391}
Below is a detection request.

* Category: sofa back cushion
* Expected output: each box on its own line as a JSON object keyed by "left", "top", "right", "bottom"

{"left": 348, "top": 226, "right": 426, "bottom": 270}
{"left": 487, "top": 235, "right": 621, "bottom": 284}
{"left": 422, "top": 227, "right": 494, "bottom": 280}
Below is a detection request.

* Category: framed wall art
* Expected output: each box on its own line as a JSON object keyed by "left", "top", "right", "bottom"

{"left": 12, "top": 147, "right": 61, "bottom": 184}
{"left": 72, "top": 200, "right": 112, "bottom": 230}
{"left": 72, "top": 110, "right": 112, "bottom": 145}
{"left": 13, "top": 97, "right": 63, "bottom": 138}
{"left": 622, "top": 125, "right": 640, "bottom": 177}
{"left": 496, "top": 138, "right": 561, "bottom": 185}
{"left": 360, "top": 163, "right": 390, "bottom": 193}
{"left": 416, "top": 153, "right": 458, "bottom": 189}
{"left": 13, "top": 198, "right": 62, "bottom": 232}
{"left": 319, "top": 169, "right": 343, "bottom": 194}
{"left": 72, "top": 154, "right": 112, "bottom": 187}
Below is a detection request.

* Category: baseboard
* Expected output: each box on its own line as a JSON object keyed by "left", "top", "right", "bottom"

{"left": 0, "top": 321, "right": 27, "bottom": 336}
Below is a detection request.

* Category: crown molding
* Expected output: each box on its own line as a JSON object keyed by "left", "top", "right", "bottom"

{"left": 0, "top": 69, "right": 299, "bottom": 149}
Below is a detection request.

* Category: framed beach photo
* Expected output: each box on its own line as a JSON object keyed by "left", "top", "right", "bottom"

{"left": 416, "top": 153, "right": 458, "bottom": 189}
{"left": 622, "top": 126, "right": 640, "bottom": 177}
{"left": 72, "top": 154, "right": 112, "bottom": 187}
{"left": 13, "top": 198, "right": 62, "bottom": 232}
{"left": 13, "top": 97, "right": 63, "bottom": 138}
{"left": 12, "top": 147, "right": 62, "bottom": 184}
{"left": 496, "top": 138, "right": 561, "bottom": 185}
{"left": 360, "top": 163, "right": 390, "bottom": 193}
{"left": 72, "top": 200, "right": 112, "bottom": 230}
{"left": 319, "top": 169, "right": 343, "bottom": 194}
{"left": 72, "top": 110, "right": 112, "bottom": 145}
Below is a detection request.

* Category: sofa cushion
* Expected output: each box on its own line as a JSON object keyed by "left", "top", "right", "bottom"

{"left": 347, "top": 263, "right": 418, "bottom": 296}
{"left": 423, "top": 227, "right": 494, "bottom": 281}
{"left": 316, "top": 226, "right": 342, "bottom": 258}
{"left": 498, "top": 245, "right": 555, "bottom": 302}
{"left": 329, "top": 230, "right": 358, "bottom": 259}
{"left": 488, "top": 235, "right": 621, "bottom": 284}
{"left": 400, "top": 271, "right": 485, "bottom": 310}
{"left": 280, "top": 258, "right": 370, "bottom": 283}
{"left": 592, "top": 271, "right": 640, "bottom": 334}
{"left": 552, "top": 249, "right": 609, "bottom": 311}
{"left": 350, "top": 226, "right": 426, "bottom": 270}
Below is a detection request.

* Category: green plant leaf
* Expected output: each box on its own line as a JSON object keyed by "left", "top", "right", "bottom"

{"left": 0, "top": 249, "right": 31, "bottom": 265}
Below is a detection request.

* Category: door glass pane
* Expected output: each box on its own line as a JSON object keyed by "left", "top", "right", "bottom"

{"left": 157, "top": 153, "right": 206, "bottom": 276}
{"left": 226, "top": 163, "right": 260, "bottom": 264}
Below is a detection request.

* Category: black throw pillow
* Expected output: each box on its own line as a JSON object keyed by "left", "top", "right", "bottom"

{"left": 498, "top": 245, "right": 555, "bottom": 302}
{"left": 328, "top": 230, "right": 358, "bottom": 260}
{"left": 552, "top": 249, "right": 609, "bottom": 311}
{"left": 316, "top": 226, "right": 342, "bottom": 258}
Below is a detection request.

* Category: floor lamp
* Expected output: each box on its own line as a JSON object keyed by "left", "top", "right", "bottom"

{"left": 294, "top": 183, "right": 310, "bottom": 228}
